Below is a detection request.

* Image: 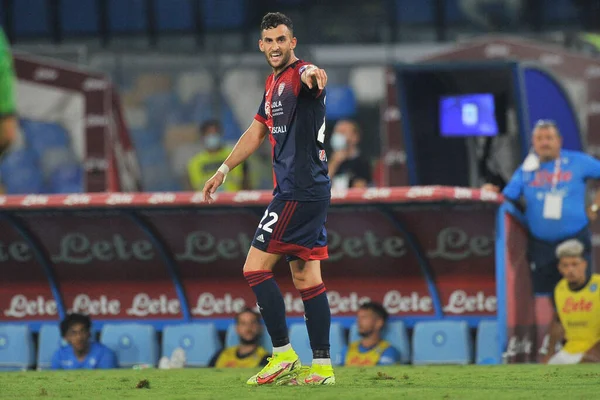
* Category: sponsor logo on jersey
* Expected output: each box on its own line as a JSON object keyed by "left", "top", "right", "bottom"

{"left": 562, "top": 296, "right": 593, "bottom": 313}
{"left": 256, "top": 234, "right": 265, "bottom": 243}
{"left": 271, "top": 126, "right": 287, "bottom": 134}
{"left": 319, "top": 150, "right": 327, "bottom": 161}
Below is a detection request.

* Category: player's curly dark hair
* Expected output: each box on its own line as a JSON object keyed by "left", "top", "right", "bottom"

{"left": 60, "top": 313, "right": 92, "bottom": 337}
{"left": 260, "top": 12, "right": 293, "bottom": 33}
{"left": 359, "top": 302, "right": 389, "bottom": 323}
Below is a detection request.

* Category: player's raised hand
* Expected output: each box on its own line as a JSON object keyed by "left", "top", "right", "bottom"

{"left": 201, "top": 172, "right": 225, "bottom": 203}
{"left": 305, "top": 66, "right": 328, "bottom": 90}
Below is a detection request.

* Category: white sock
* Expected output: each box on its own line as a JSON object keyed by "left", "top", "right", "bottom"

{"left": 312, "top": 358, "right": 331, "bottom": 366}
{"left": 273, "top": 343, "right": 292, "bottom": 353}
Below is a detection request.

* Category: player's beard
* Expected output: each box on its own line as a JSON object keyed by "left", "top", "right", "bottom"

{"left": 240, "top": 335, "right": 259, "bottom": 345}
{"left": 266, "top": 49, "right": 291, "bottom": 70}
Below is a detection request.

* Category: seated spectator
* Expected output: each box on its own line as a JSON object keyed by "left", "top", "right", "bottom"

{"left": 188, "top": 120, "right": 245, "bottom": 191}
{"left": 51, "top": 313, "right": 117, "bottom": 370}
{"left": 545, "top": 239, "right": 600, "bottom": 364}
{"left": 344, "top": 302, "right": 400, "bottom": 366}
{"left": 209, "top": 308, "right": 269, "bottom": 368}
{"left": 328, "top": 120, "right": 372, "bottom": 189}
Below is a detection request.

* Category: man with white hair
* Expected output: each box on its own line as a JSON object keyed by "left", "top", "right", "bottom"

{"left": 544, "top": 239, "right": 600, "bottom": 364}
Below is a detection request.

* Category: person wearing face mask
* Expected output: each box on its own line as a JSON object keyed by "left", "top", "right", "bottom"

{"left": 482, "top": 120, "right": 600, "bottom": 296}
{"left": 188, "top": 120, "right": 245, "bottom": 192}
{"left": 328, "top": 120, "right": 372, "bottom": 190}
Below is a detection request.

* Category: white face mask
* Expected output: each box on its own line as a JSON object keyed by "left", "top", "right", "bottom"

{"left": 330, "top": 132, "right": 347, "bottom": 152}
{"left": 204, "top": 133, "right": 221, "bottom": 150}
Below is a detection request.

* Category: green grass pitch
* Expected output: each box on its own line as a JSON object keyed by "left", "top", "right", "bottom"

{"left": 1, "top": 365, "right": 599, "bottom": 400}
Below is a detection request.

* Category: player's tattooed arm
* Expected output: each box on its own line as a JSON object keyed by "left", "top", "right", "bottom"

{"left": 202, "top": 119, "right": 268, "bottom": 203}
{"left": 301, "top": 64, "right": 328, "bottom": 90}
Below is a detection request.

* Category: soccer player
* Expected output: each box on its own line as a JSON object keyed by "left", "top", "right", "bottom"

{"left": 344, "top": 302, "right": 400, "bottom": 366}
{"left": 544, "top": 239, "right": 600, "bottom": 364}
{"left": 202, "top": 12, "right": 334, "bottom": 385}
{"left": 51, "top": 313, "right": 117, "bottom": 370}
{"left": 208, "top": 308, "right": 269, "bottom": 368}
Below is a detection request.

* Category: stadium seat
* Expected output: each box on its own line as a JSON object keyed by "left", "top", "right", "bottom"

{"left": 21, "top": 120, "right": 70, "bottom": 157}
{"left": 60, "top": 0, "right": 99, "bottom": 34}
{"left": 162, "top": 323, "right": 221, "bottom": 367}
{"left": 201, "top": 0, "right": 247, "bottom": 30}
{"left": 108, "top": 0, "right": 147, "bottom": 33}
{"left": 13, "top": 0, "right": 50, "bottom": 37}
{"left": 176, "top": 72, "right": 214, "bottom": 103}
{"left": 182, "top": 93, "right": 215, "bottom": 124}
{"left": 325, "top": 85, "right": 357, "bottom": 120}
{"left": 0, "top": 324, "right": 35, "bottom": 371}
{"left": 0, "top": 149, "right": 45, "bottom": 194}
{"left": 224, "top": 323, "right": 273, "bottom": 353}
{"left": 396, "top": 0, "right": 434, "bottom": 24}
{"left": 100, "top": 324, "right": 159, "bottom": 368}
{"left": 37, "top": 324, "right": 67, "bottom": 370}
{"left": 349, "top": 320, "right": 411, "bottom": 364}
{"left": 289, "top": 322, "right": 346, "bottom": 366}
{"left": 130, "top": 128, "right": 162, "bottom": 150}
{"left": 144, "top": 92, "right": 184, "bottom": 129}
{"left": 155, "top": 0, "right": 194, "bottom": 32}
{"left": 49, "top": 163, "right": 83, "bottom": 194}
{"left": 476, "top": 320, "right": 501, "bottom": 365}
{"left": 412, "top": 321, "right": 473, "bottom": 365}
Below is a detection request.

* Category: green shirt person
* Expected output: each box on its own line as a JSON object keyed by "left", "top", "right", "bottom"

{"left": 0, "top": 27, "right": 16, "bottom": 157}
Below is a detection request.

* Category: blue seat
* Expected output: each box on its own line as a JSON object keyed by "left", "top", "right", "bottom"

{"left": 0, "top": 324, "right": 35, "bottom": 371}
{"left": 0, "top": 150, "right": 45, "bottom": 194}
{"left": 13, "top": 0, "right": 50, "bottom": 37}
{"left": 108, "top": 0, "right": 147, "bottom": 33}
{"left": 225, "top": 323, "right": 272, "bottom": 353}
{"left": 201, "top": 0, "right": 247, "bottom": 30}
{"left": 476, "top": 320, "right": 501, "bottom": 365}
{"left": 349, "top": 320, "right": 411, "bottom": 364}
{"left": 49, "top": 163, "right": 83, "bottom": 194}
{"left": 144, "top": 92, "right": 184, "bottom": 129}
{"left": 21, "top": 120, "right": 70, "bottom": 157}
{"left": 100, "top": 324, "right": 159, "bottom": 368}
{"left": 37, "top": 324, "right": 66, "bottom": 370}
{"left": 412, "top": 321, "right": 473, "bottom": 365}
{"left": 221, "top": 103, "right": 242, "bottom": 142}
{"left": 396, "top": 0, "right": 434, "bottom": 24}
{"left": 60, "top": 0, "right": 99, "bottom": 34}
{"left": 325, "top": 85, "right": 357, "bottom": 120}
{"left": 136, "top": 143, "right": 169, "bottom": 167}
{"left": 130, "top": 129, "right": 162, "bottom": 150}
{"left": 289, "top": 322, "right": 346, "bottom": 366}
{"left": 155, "top": 0, "right": 194, "bottom": 31}
{"left": 162, "top": 323, "right": 221, "bottom": 367}
{"left": 182, "top": 93, "right": 214, "bottom": 124}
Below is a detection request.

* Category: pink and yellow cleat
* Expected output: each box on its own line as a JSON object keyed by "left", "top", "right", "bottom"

{"left": 246, "top": 349, "right": 302, "bottom": 386}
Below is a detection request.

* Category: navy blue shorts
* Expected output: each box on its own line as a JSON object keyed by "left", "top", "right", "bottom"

{"left": 251, "top": 197, "right": 329, "bottom": 262}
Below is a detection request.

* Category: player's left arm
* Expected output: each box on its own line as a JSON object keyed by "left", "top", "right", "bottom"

{"left": 301, "top": 64, "right": 327, "bottom": 92}
{"left": 377, "top": 346, "right": 401, "bottom": 365}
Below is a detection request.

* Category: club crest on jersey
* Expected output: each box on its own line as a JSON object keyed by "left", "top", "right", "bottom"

{"left": 278, "top": 82, "right": 286, "bottom": 96}
{"left": 319, "top": 149, "right": 327, "bottom": 161}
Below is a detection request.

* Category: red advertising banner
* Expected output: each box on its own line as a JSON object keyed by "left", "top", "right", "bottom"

{"left": 0, "top": 187, "right": 502, "bottom": 324}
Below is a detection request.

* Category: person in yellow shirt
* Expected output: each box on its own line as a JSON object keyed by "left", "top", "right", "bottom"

{"left": 209, "top": 308, "right": 269, "bottom": 368}
{"left": 188, "top": 120, "right": 246, "bottom": 191}
{"left": 344, "top": 302, "right": 400, "bottom": 366}
{"left": 545, "top": 239, "right": 600, "bottom": 364}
